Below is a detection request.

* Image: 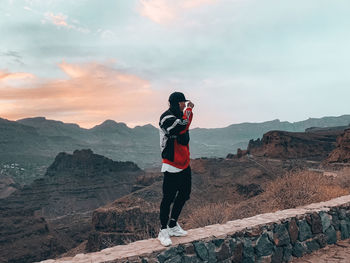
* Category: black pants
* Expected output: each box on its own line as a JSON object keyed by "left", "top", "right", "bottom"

{"left": 159, "top": 165, "right": 192, "bottom": 229}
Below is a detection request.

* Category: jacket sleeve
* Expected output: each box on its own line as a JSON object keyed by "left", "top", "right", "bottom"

{"left": 179, "top": 107, "right": 193, "bottom": 135}
{"left": 159, "top": 108, "right": 193, "bottom": 136}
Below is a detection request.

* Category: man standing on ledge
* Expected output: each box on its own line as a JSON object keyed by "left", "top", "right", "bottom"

{"left": 158, "top": 92, "right": 194, "bottom": 246}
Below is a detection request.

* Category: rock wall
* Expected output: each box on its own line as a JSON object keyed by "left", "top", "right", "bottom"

{"left": 39, "top": 195, "right": 350, "bottom": 263}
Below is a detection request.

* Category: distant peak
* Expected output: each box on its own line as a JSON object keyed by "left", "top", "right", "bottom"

{"left": 102, "top": 119, "right": 118, "bottom": 125}
{"left": 92, "top": 120, "right": 129, "bottom": 130}
{"left": 268, "top": 119, "right": 280, "bottom": 123}
{"left": 73, "top": 148, "right": 94, "bottom": 156}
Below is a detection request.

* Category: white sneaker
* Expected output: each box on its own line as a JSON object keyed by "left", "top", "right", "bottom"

{"left": 158, "top": 229, "right": 172, "bottom": 246}
{"left": 167, "top": 222, "right": 188, "bottom": 237}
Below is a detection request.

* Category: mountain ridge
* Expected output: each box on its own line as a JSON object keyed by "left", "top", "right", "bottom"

{"left": 1, "top": 114, "right": 350, "bottom": 185}
{"left": 14, "top": 114, "right": 350, "bottom": 131}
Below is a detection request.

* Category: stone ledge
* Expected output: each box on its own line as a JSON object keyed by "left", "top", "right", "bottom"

{"left": 38, "top": 195, "right": 350, "bottom": 263}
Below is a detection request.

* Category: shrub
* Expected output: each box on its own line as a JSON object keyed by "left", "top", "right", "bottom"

{"left": 333, "top": 167, "right": 350, "bottom": 188}
{"left": 264, "top": 170, "right": 348, "bottom": 210}
{"left": 186, "top": 169, "right": 350, "bottom": 229}
{"left": 186, "top": 201, "right": 234, "bottom": 228}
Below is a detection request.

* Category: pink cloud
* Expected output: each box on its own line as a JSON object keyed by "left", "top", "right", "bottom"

{"left": 139, "top": 0, "right": 176, "bottom": 24}
{"left": 138, "top": 0, "right": 218, "bottom": 24}
{"left": 44, "top": 12, "right": 68, "bottom": 27}
{"left": 0, "top": 71, "right": 35, "bottom": 81}
{"left": 180, "top": 0, "right": 217, "bottom": 9}
{"left": 0, "top": 62, "right": 166, "bottom": 128}
{"left": 43, "top": 12, "right": 90, "bottom": 33}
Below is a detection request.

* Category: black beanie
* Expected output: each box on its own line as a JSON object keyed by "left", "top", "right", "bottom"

{"left": 168, "top": 92, "right": 187, "bottom": 118}
{"left": 168, "top": 92, "right": 188, "bottom": 105}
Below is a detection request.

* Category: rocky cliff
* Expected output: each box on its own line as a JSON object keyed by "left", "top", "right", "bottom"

{"left": 0, "top": 149, "right": 144, "bottom": 263}
{"left": 246, "top": 128, "right": 346, "bottom": 160}
{"left": 325, "top": 128, "right": 350, "bottom": 163}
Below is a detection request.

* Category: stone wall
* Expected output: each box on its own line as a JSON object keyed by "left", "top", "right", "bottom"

{"left": 39, "top": 195, "right": 350, "bottom": 263}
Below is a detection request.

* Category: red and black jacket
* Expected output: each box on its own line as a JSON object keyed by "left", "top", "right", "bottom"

{"left": 159, "top": 107, "right": 193, "bottom": 169}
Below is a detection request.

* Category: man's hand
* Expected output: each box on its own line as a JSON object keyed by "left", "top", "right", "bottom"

{"left": 187, "top": 101, "right": 194, "bottom": 109}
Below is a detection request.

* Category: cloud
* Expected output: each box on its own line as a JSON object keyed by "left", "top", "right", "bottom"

{"left": 0, "top": 70, "right": 35, "bottom": 81}
{"left": 23, "top": 6, "right": 34, "bottom": 12}
{"left": 0, "top": 50, "right": 24, "bottom": 65}
{"left": 0, "top": 61, "right": 165, "bottom": 128}
{"left": 138, "top": 0, "right": 218, "bottom": 24}
{"left": 44, "top": 12, "right": 68, "bottom": 26}
{"left": 97, "top": 29, "right": 116, "bottom": 40}
{"left": 42, "top": 12, "right": 90, "bottom": 33}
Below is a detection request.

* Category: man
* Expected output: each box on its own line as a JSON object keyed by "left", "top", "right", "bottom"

{"left": 158, "top": 91, "right": 194, "bottom": 246}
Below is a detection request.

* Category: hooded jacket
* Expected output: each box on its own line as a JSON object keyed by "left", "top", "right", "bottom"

{"left": 159, "top": 107, "right": 193, "bottom": 169}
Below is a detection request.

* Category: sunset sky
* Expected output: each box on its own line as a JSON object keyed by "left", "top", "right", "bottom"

{"left": 1, "top": 0, "right": 349, "bottom": 129}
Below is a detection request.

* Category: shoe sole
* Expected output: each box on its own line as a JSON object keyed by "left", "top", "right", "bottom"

{"left": 168, "top": 233, "right": 187, "bottom": 237}
{"left": 162, "top": 243, "right": 172, "bottom": 246}
{"left": 158, "top": 238, "right": 172, "bottom": 246}
{"left": 159, "top": 241, "right": 172, "bottom": 246}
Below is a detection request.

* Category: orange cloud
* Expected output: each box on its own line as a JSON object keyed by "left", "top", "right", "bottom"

{"left": 0, "top": 62, "right": 166, "bottom": 128}
{"left": 0, "top": 71, "right": 35, "bottom": 81}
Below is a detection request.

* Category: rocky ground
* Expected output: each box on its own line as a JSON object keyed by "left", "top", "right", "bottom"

{"left": 292, "top": 239, "right": 350, "bottom": 262}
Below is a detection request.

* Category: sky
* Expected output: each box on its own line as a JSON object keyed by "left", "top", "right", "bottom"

{"left": 0, "top": 0, "right": 349, "bottom": 129}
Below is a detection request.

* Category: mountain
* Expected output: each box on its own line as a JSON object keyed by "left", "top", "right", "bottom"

{"left": 0, "top": 117, "right": 158, "bottom": 185}
{"left": 1, "top": 115, "right": 350, "bottom": 185}
{"left": 0, "top": 149, "right": 144, "bottom": 263}
{"left": 17, "top": 116, "right": 85, "bottom": 138}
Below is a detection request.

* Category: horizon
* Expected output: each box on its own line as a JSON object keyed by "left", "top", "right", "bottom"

{"left": 1, "top": 0, "right": 350, "bottom": 128}
{"left": 1, "top": 113, "right": 349, "bottom": 130}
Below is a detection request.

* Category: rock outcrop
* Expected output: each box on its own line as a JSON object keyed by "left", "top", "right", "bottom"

{"left": 0, "top": 149, "right": 144, "bottom": 263}
{"left": 87, "top": 198, "right": 159, "bottom": 252}
{"left": 325, "top": 128, "right": 350, "bottom": 163}
{"left": 247, "top": 129, "right": 344, "bottom": 160}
